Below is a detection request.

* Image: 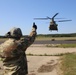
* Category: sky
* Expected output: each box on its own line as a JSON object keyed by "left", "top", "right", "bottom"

{"left": 0, "top": 0, "right": 76, "bottom": 35}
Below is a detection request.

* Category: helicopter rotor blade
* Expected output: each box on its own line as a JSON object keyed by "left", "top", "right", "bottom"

{"left": 52, "top": 13, "right": 59, "bottom": 19}
{"left": 34, "top": 17, "right": 65, "bottom": 20}
{"left": 56, "top": 20, "right": 72, "bottom": 22}
{"left": 34, "top": 16, "right": 52, "bottom": 20}
{"left": 46, "top": 16, "right": 52, "bottom": 19}
{"left": 54, "top": 18, "right": 66, "bottom": 19}
{"left": 34, "top": 18, "right": 48, "bottom": 20}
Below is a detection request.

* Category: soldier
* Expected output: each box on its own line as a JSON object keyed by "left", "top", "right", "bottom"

{"left": 0, "top": 22, "right": 37, "bottom": 75}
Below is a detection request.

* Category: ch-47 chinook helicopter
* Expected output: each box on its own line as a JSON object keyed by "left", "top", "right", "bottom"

{"left": 34, "top": 13, "right": 72, "bottom": 31}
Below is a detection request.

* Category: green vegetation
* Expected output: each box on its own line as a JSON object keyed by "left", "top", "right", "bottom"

{"left": 0, "top": 36, "right": 76, "bottom": 41}
{"left": 0, "top": 38, "right": 8, "bottom": 42}
{"left": 61, "top": 53, "right": 76, "bottom": 75}
{"left": 58, "top": 44, "right": 76, "bottom": 48}
{"left": 36, "top": 36, "right": 76, "bottom": 41}
{"left": 36, "top": 33, "right": 76, "bottom": 39}
{"left": 1, "top": 33, "right": 76, "bottom": 41}
{"left": 27, "top": 53, "right": 70, "bottom": 56}
{"left": 37, "top": 33, "right": 76, "bottom": 37}
{"left": 46, "top": 44, "right": 76, "bottom": 48}
{"left": 36, "top": 33, "right": 76, "bottom": 40}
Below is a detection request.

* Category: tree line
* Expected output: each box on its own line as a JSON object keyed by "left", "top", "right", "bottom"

{"left": 0, "top": 33, "right": 76, "bottom": 38}
{"left": 36, "top": 33, "right": 76, "bottom": 37}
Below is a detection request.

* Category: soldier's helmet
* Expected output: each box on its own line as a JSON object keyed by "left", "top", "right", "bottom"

{"left": 5, "top": 27, "right": 23, "bottom": 39}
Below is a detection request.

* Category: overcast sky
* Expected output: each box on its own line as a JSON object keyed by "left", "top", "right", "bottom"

{"left": 0, "top": 0, "right": 76, "bottom": 35}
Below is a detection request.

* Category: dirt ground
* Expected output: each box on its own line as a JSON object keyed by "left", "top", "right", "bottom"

{"left": 0, "top": 44, "right": 76, "bottom": 75}
{"left": 26, "top": 45, "right": 76, "bottom": 75}
{"left": 27, "top": 56, "right": 60, "bottom": 75}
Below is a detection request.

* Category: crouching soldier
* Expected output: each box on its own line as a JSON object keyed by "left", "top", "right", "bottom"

{"left": 0, "top": 22, "right": 37, "bottom": 75}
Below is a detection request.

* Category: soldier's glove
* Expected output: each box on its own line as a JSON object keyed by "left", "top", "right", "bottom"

{"left": 33, "top": 22, "right": 37, "bottom": 30}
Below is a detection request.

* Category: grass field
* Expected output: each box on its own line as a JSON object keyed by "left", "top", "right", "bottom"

{"left": 0, "top": 37, "right": 76, "bottom": 41}
{"left": 36, "top": 36, "right": 76, "bottom": 41}
{"left": 0, "top": 37, "right": 76, "bottom": 48}
{"left": 61, "top": 53, "right": 76, "bottom": 75}
{"left": 0, "top": 38, "right": 8, "bottom": 42}
{"left": 46, "top": 44, "right": 76, "bottom": 48}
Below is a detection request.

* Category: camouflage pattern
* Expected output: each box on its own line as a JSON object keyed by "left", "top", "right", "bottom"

{"left": 5, "top": 27, "right": 23, "bottom": 38}
{"left": 0, "top": 27, "right": 37, "bottom": 75}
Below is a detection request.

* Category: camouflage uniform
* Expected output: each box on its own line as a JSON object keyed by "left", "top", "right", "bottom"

{"left": 0, "top": 24, "right": 37, "bottom": 75}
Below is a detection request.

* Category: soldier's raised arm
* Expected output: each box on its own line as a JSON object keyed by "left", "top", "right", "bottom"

{"left": 19, "top": 22, "right": 37, "bottom": 49}
{"left": 28, "top": 22, "right": 37, "bottom": 45}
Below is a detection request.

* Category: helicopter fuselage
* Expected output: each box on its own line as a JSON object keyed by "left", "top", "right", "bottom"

{"left": 49, "top": 21, "right": 58, "bottom": 31}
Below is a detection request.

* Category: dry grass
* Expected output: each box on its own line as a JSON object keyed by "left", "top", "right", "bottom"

{"left": 36, "top": 37, "right": 76, "bottom": 41}
{"left": 61, "top": 53, "right": 76, "bottom": 75}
